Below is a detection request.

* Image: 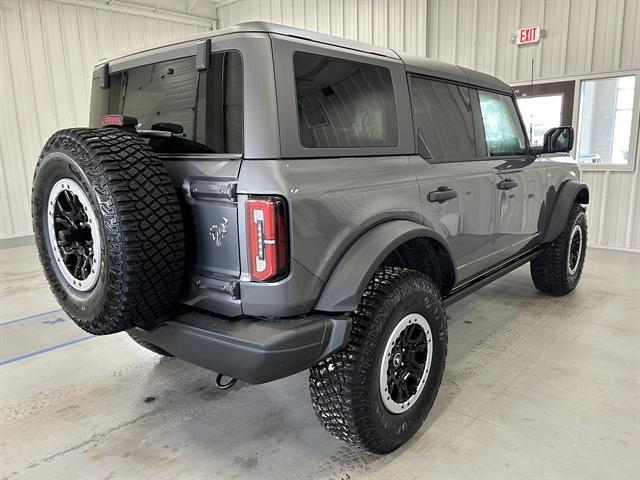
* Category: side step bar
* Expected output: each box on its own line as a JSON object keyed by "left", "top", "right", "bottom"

{"left": 444, "top": 249, "right": 541, "bottom": 307}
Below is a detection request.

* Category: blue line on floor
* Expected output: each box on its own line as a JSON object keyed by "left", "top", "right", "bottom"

{"left": 0, "top": 336, "right": 94, "bottom": 366}
{"left": 0, "top": 308, "right": 64, "bottom": 327}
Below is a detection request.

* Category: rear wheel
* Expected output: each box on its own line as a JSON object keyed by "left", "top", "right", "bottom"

{"left": 309, "top": 267, "right": 447, "bottom": 454}
{"left": 530, "top": 202, "right": 587, "bottom": 295}
{"left": 32, "top": 128, "right": 185, "bottom": 335}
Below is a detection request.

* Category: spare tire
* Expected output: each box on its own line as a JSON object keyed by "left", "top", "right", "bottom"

{"left": 32, "top": 128, "right": 185, "bottom": 335}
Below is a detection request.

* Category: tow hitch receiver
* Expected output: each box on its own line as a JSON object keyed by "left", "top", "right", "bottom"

{"left": 215, "top": 374, "right": 238, "bottom": 390}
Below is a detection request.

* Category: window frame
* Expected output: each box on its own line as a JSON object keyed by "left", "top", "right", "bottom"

{"left": 407, "top": 73, "right": 533, "bottom": 164}
{"left": 573, "top": 72, "right": 639, "bottom": 172}
{"left": 513, "top": 80, "right": 576, "bottom": 128}
{"left": 511, "top": 70, "right": 640, "bottom": 172}
{"left": 271, "top": 35, "right": 414, "bottom": 158}
{"left": 196, "top": 49, "right": 245, "bottom": 155}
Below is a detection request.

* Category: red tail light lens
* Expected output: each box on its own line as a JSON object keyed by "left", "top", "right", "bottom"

{"left": 246, "top": 197, "right": 288, "bottom": 282}
{"left": 100, "top": 115, "right": 138, "bottom": 129}
{"left": 100, "top": 114, "right": 124, "bottom": 127}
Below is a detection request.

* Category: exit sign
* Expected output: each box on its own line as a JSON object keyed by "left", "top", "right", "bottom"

{"left": 516, "top": 26, "right": 541, "bottom": 45}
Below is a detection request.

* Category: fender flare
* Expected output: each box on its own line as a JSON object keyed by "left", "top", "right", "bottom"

{"left": 542, "top": 180, "right": 589, "bottom": 243}
{"left": 314, "top": 220, "right": 454, "bottom": 312}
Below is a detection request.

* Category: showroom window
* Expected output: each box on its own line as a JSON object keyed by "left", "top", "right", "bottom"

{"left": 107, "top": 51, "right": 243, "bottom": 154}
{"left": 409, "top": 76, "right": 476, "bottom": 160}
{"left": 576, "top": 75, "right": 636, "bottom": 166}
{"left": 293, "top": 52, "right": 398, "bottom": 148}
{"left": 514, "top": 80, "right": 575, "bottom": 148}
{"left": 517, "top": 95, "right": 563, "bottom": 147}
{"left": 478, "top": 91, "right": 528, "bottom": 156}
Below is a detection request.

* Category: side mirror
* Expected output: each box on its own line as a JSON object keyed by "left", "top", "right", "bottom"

{"left": 543, "top": 126, "right": 574, "bottom": 154}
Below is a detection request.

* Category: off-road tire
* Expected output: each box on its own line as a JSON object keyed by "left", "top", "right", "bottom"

{"left": 530, "top": 202, "right": 587, "bottom": 295}
{"left": 128, "top": 332, "right": 173, "bottom": 357}
{"left": 309, "top": 267, "right": 447, "bottom": 454}
{"left": 32, "top": 128, "right": 185, "bottom": 335}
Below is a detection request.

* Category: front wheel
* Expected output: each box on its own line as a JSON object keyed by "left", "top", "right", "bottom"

{"left": 309, "top": 267, "right": 447, "bottom": 454}
{"left": 530, "top": 202, "right": 587, "bottom": 295}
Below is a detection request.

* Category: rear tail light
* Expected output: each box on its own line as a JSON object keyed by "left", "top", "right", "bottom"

{"left": 246, "top": 196, "right": 288, "bottom": 282}
{"left": 100, "top": 114, "right": 124, "bottom": 127}
{"left": 100, "top": 115, "right": 138, "bottom": 129}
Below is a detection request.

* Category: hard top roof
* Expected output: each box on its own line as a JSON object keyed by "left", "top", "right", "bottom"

{"left": 101, "top": 21, "right": 511, "bottom": 94}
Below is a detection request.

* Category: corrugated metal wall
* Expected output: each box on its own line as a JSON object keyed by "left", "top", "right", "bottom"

{"left": 0, "top": 0, "right": 212, "bottom": 241}
{"left": 217, "top": 0, "right": 640, "bottom": 250}
{"left": 2, "top": 0, "right": 639, "bottom": 250}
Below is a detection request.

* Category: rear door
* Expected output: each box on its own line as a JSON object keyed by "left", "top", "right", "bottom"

{"left": 475, "top": 90, "right": 547, "bottom": 262}
{"left": 408, "top": 76, "right": 497, "bottom": 282}
{"left": 100, "top": 46, "right": 245, "bottom": 315}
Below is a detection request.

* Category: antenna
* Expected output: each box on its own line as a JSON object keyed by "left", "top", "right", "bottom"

{"left": 530, "top": 57, "right": 534, "bottom": 141}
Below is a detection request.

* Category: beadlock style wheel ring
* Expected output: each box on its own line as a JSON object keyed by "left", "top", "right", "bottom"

{"left": 47, "top": 178, "right": 102, "bottom": 292}
{"left": 567, "top": 224, "right": 583, "bottom": 276}
{"left": 379, "top": 313, "right": 433, "bottom": 414}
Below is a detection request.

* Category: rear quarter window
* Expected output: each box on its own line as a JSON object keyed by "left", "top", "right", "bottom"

{"left": 293, "top": 52, "right": 398, "bottom": 149}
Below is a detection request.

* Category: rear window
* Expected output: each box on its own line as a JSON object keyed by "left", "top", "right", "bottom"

{"left": 106, "top": 51, "right": 242, "bottom": 154}
{"left": 293, "top": 52, "right": 398, "bottom": 149}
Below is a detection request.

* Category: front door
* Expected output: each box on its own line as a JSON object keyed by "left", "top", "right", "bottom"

{"left": 476, "top": 90, "right": 547, "bottom": 262}
{"left": 408, "top": 76, "right": 497, "bottom": 282}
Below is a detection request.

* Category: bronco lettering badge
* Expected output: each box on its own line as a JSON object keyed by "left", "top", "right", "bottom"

{"left": 209, "top": 218, "right": 229, "bottom": 247}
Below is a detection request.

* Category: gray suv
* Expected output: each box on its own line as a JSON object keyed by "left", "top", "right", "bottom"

{"left": 32, "top": 22, "right": 589, "bottom": 453}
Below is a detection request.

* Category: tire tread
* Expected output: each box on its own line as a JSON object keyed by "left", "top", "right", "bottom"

{"left": 530, "top": 202, "right": 587, "bottom": 295}
{"left": 309, "top": 267, "right": 446, "bottom": 454}
{"left": 33, "top": 128, "right": 185, "bottom": 334}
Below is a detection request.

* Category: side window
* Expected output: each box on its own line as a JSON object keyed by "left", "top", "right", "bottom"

{"left": 293, "top": 52, "right": 398, "bottom": 148}
{"left": 109, "top": 51, "right": 242, "bottom": 154}
{"left": 409, "top": 76, "right": 475, "bottom": 160}
{"left": 478, "top": 91, "right": 527, "bottom": 156}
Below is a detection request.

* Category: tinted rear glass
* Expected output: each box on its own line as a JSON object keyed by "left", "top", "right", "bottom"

{"left": 293, "top": 52, "right": 398, "bottom": 148}
{"left": 106, "top": 51, "right": 242, "bottom": 154}
{"left": 409, "top": 76, "right": 476, "bottom": 160}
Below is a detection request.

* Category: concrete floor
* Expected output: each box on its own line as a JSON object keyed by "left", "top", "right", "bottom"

{"left": 0, "top": 245, "right": 638, "bottom": 480}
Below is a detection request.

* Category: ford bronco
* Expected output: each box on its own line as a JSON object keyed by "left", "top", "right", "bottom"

{"left": 32, "top": 22, "right": 588, "bottom": 453}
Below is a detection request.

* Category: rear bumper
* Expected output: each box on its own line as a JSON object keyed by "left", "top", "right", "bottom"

{"left": 128, "top": 310, "right": 351, "bottom": 384}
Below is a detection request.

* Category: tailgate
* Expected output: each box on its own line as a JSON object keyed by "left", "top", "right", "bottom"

{"left": 162, "top": 156, "right": 243, "bottom": 317}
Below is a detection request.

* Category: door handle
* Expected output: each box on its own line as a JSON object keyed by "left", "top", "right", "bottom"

{"left": 497, "top": 179, "right": 519, "bottom": 190}
{"left": 428, "top": 186, "right": 458, "bottom": 203}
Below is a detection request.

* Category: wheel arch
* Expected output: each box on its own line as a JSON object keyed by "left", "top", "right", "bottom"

{"left": 542, "top": 180, "right": 589, "bottom": 243}
{"left": 314, "top": 220, "right": 456, "bottom": 312}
